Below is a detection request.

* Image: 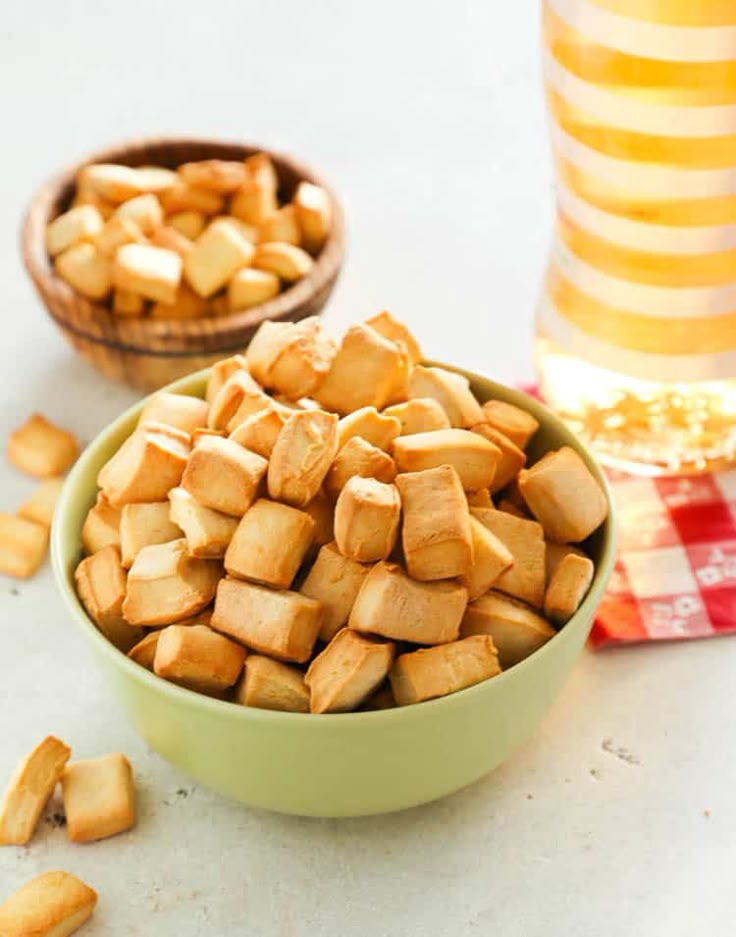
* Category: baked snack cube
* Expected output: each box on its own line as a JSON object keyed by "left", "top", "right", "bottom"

{"left": 230, "top": 179, "right": 277, "bottom": 226}
{"left": 364, "top": 311, "right": 422, "bottom": 364}
{"left": 221, "top": 215, "right": 258, "bottom": 243}
{"left": 115, "top": 192, "right": 163, "bottom": 235}
{"left": 154, "top": 623, "right": 245, "bottom": 695}
{"left": 211, "top": 577, "right": 322, "bottom": 663}
{"left": 459, "top": 514, "right": 514, "bottom": 601}
{"left": 336, "top": 407, "right": 401, "bottom": 451}
{"left": 230, "top": 154, "right": 278, "bottom": 224}
{"left": 0, "top": 514, "right": 49, "bottom": 578}
{"left": 300, "top": 542, "right": 371, "bottom": 642}
{"left": 246, "top": 318, "right": 337, "bottom": 398}
{"left": 127, "top": 630, "right": 161, "bottom": 670}
{"left": 544, "top": 553, "right": 595, "bottom": 625}
{"left": 205, "top": 353, "right": 250, "bottom": 404}
{"left": 384, "top": 344, "right": 412, "bottom": 406}
{"left": 80, "top": 162, "right": 149, "bottom": 202}
{"left": 113, "top": 243, "right": 182, "bottom": 304}
{"left": 235, "top": 655, "right": 309, "bottom": 713}
{"left": 168, "top": 210, "right": 207, "bottom": 239}
{"left": 396, "top": 465, "right": 472, "bottom": 581}
{"left": 73, "top": 176, "right": 116, "bottom": 219}
{"left": 481, "top": 400, "right": 539, "bottom": 450}
{"left": 314, "top": 324, "right": 403, "bottom": 414}
{"left": 0, "top": 870, "right": 97, "bottom": 937}
{"left": 334, "top": 477, "right": 400, "bottom": 563}
{"left": 119, "top": 501, "right": 182, "bottom": 568}
{"left": 98, "top": 424, "right": 189, "bottom": 507}
{"left": 390, "top": 635, "right": 501, "bottom": 706}
{"left": 122, "top": 539, "right": 221, "bottom": 626}
{"left": 46, "top": 204, "right": 103, "bottom": 257}
{"left": 7, "top": 413, "right": 78, "bottom": 478}
{"left": 324, "top": 436, "right": 397, "bottom": 497}
{"left": 293, "top": 181, "right": 332, "bottom": 254}
{"left": 349, "top": 561, "right": 468, "bottom": 645}
{"left": 252, "top": 241, "right": 314, "bottom": 281}
{"left": 150, "top": 224, "right": 193, "bottom": 257}
{"left": 81, "top": 492, "right": 121, "bottom": 554}
{"left": 55, "top": 243, "right": 112, "bottom": 300}
{"left": 139, "top": 392, "right": 209, "bottom": 436}
{"left": 267, "top": 410, "right": 338, "bottom": 507}
{"left": 258, "top": 205, "right": 302, "bottom": 245}
{"left": 161, "top": 180, "right": 225, "bottom": 215}
{"left": 61, "top": 752, "right": 135, "bottom": 843}
{"left": 0, "top": 736, "right": 71, "bottom": 845}
{"left": 303, "top": 490, "right": 334, "bottom": 554}
{"left": 207, "top": 369, "right": 269, "bottom": 432}
{"left": 184, "top": 218, "right": 255, "bottom": 297}
{"left": 18, "top": 478, "right": 64, "bottom": 528}
{"left": 544, "top": 541, "right": 587, "bottom": 585}
{"left": 393, "top": 428, "right": 500, "bottom": 491}
{"left": 305, "top": 629, "right": 395, "bottom": 714}
{"left": 460, "top": 591, "right": 555, "bottom": 668}
{"left": 168, "top": 487, "right": 239, "bottom": 559}
{"left": 225, "top": 499, "right": 315, "bottom": 589}
{"left": 471, "top": 508, "right": 546, "bottom": 608}
{"left": 383, "top": 398, "right": 451, "bottom": 436}
{"left": 408, "top": 365, "right": 483, "bottom": 428}
{"left": 181, "top": 435, "right": 268, "bottom": 517}
{"left": 518, "top": 447, "right": 608, "bottom": 543}
{"left": 471, "top": 423, "right": 526, "bottom": 493}
{"left": 133, "top": 164, "right": 178, "bottom": 193}
{"left": 227, "top": 268, "right": 279, "bottom": 313}
{"left": 95, "top": 215, "right": 146, "bottom": 258}
{"left": 179, "top": 159, "right": 248, "bottom": 193}
{"left": 74, "top": 545, "right": 142, "bottom": 650}
{"left": 229, "top": 404, "right": 287, "bottom": 458}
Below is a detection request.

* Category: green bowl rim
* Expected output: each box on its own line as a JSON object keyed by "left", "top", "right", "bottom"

{"left": 51, "top": 362, "right": 617, "bottom": 728}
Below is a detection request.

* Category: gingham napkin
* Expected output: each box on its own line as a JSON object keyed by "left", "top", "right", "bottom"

{"left": 517, "top": 384, "right": 736, "bottom": 647}
{"left": 591, "top": 469, "right": 736, "bottom": 648}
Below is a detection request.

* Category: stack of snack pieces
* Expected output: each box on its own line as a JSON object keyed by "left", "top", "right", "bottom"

{"left": 75, "top": 312, "right": 608, "bottom": 713}
{"left": 46, "top": 153, "right": 332, "bottom": 319}
{"left": 1, "top": 415, "right": 78, "bottom": 578}
{"left": 0, "top": 734, "right": 136, "bottom": 934}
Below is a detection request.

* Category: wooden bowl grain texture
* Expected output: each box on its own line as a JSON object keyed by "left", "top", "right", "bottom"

{"left": 22, "top": 137, "right": 346, "bottom": 391}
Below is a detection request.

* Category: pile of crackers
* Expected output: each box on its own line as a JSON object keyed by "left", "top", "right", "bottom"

{"left": 46, "top": 154, "right": 331, "bottom": 319}
{"left": 1, "top": 415, "right": 79, "bottom": 578}
{"left": 0, "top": 735, "right": 135, "bottom": 934}
{"left": 75, "top": 311, "right": 608, "bottom": 714}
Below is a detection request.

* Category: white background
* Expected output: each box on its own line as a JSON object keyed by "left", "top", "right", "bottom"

{"left": 1, "top": 2, "right": 734, "bottom": 935}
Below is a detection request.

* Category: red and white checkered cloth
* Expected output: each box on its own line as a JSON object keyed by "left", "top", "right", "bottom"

{"left": 591, "top": 469, "right": 736, "bottom": 648}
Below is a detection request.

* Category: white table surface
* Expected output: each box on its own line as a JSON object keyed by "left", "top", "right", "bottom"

{"left": 1, "top": 2, "right": 734, "bottom": 934}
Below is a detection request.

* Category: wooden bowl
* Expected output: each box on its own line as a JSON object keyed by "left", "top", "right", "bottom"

{"left": 21, "top": 137, "right": 346, "bottom": 391}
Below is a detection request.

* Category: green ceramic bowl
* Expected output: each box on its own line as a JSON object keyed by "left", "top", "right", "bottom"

{"left": 52, "top": 363, "right": 616, "bottom": 817}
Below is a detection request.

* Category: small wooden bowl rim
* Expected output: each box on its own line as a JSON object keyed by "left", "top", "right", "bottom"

{"left": 21, "top": 136, "right": 346, "bottom": 355}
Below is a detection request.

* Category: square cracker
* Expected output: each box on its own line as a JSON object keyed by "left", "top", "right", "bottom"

{"left": 61, "top": 752, "right": 136, "bottom": 843}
